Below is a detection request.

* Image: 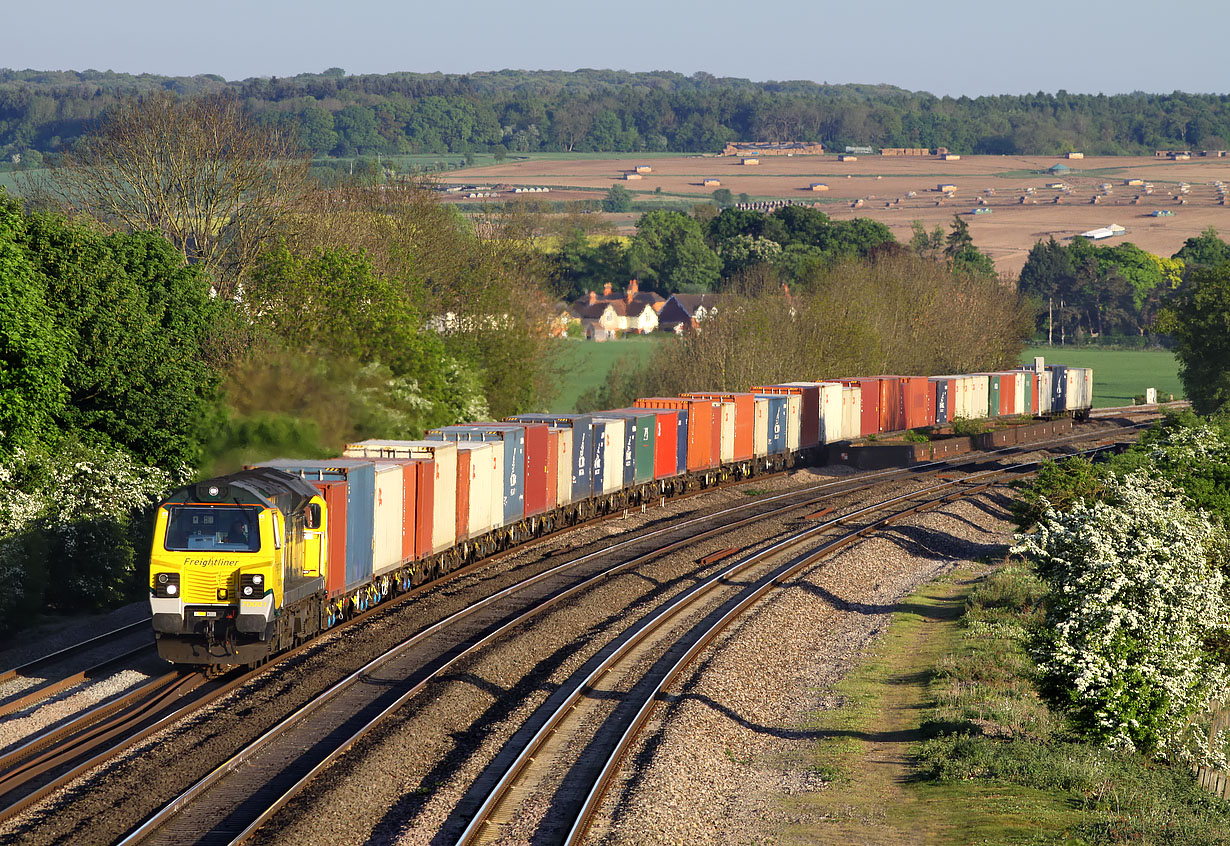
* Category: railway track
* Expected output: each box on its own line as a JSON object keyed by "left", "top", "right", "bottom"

{"left": 0, "top": 417, "right": 1151, "bottom": 843}
{"left": 108, "top": 432, "right": 1136, "bottom": 846}
{"left": 455, "top": 465, "right": 1023, "bottom": 845}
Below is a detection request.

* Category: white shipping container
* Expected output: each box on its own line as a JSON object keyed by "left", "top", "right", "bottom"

{"left": 592, "top": 417, "right": 625, "bottom": 494}
{"left": 716, "top": 402, "right": 736, "bottom": 463}
{"left": 343, "top": 439, "right": 457, "bottom": 554}
{"left": 752, "top": 397, "right": 769, "bottom": 458}
{"left": 782, "top": 394, "right": 802, "bottom": 452}
{"left": 455, "top": 442, "right": 494, "bottom": 539}
{"left": 552, "top": 428, "right": 573, "bottom": 507}
{"left": 816, "top": 382, "right": 844, "bottom": 443}
{"left": 1036, "top": 370, "right": 1053, "bottom": 414}
{"left": 966, "top": 375, "right": 990, "bottom": 420}
{"left": 370, "top": 463, "right": 406, "bottom": 575}
{"left": 1013, "top": 372, "right": 1027, "bottom": 416}
{"left": 841, "top": 385, "right": 861, "bottom": 440}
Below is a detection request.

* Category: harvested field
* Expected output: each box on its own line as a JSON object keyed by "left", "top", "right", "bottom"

{"left": 441, "top": 154, "right": 1230, "bottom": 274}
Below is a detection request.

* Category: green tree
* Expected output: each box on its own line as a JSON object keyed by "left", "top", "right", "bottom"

{"left": 627, "top": 210, "right": 722, "bottom": 293}
{"left": 944, "top": 214, "right": 974, "bottom": 259}
{"left": 1161, "top": 262, "right": 1230, "bottom": 414}
{"left": 0, "top": 196, "right": 67, "bottom": 454}
{"left": 21, "top": 212, "right": 224, "bottom": 471}
{"left": 712, "top": 187, "right": 733, "bottom": 206}
{"left": 1174, "top": 226, "right": 1230, "bottom": 270}
{"left": 602, "top": 184, "right": 633, "bottom": 213}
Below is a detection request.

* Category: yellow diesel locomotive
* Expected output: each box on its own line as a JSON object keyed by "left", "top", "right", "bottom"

{"left": 149, "top": 468, "right": 330, "bottom": 666}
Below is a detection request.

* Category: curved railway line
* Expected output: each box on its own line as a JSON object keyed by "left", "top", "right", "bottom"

{"left": 0, "top": 412, "right": 1161, "bottom": 844}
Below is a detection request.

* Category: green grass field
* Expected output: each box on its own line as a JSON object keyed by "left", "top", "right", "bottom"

{"left": 1021, "top": 346, "right": 1183, "bottom": 407}
{"left": 548, "top": 334, "right": 671, "bottom": 412}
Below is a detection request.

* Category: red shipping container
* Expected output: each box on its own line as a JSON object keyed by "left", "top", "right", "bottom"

{"left": 455, "top": 448, "right": 471, "bottom": 542}
{"left": 544, "top": 428, "right": 559, "bottom": 510}
{"left": 404, "top": 460, "right": 434, "bottom": 560}
{"left": 635, "top": 397, "right": 715, "bottom": 472}
{"left": 311, "top": 480, "right": 349, "bottom": 599}
{"left": 998, "top": 374, "right": 1014, "bottom": 416}
{"left": 897, "top": 376, "right": 934, "bottom": 429}
{"left": 681, "top": 392, "right": 754, "bottom": 461}
{"left": 709, "top": 401, "right": 722, "bottom": 467}
{"left": 753, "top": 384, "right": 820, "bottom": 448}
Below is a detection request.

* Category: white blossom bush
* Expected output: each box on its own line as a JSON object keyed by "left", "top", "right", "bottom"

{"left": 0, "top": 442, "right": 171, "bottom": 629}
{"left": 1013, "top": 472, "right": 1230, "bottom": 767}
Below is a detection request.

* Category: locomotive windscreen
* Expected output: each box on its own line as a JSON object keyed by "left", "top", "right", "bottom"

{"left": 164, "top": 506, "right": 262, "bottom": 552}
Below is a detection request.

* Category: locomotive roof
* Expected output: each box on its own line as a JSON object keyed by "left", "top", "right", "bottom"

{"left": 161, "top": 467, "right": 321, "bottom": 511}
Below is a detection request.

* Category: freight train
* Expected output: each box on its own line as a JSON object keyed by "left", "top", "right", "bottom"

{"left": 149, "top": 362, "right": 1092, "bottom": 666}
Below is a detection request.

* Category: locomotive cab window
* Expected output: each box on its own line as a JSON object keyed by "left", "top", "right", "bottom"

{"left": 165, "top": 506, "right": 261, "bottom": 552}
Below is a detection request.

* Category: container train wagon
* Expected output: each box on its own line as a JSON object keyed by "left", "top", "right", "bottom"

{"left": 149, "top": 362, "right": 1090, "bottom": 666}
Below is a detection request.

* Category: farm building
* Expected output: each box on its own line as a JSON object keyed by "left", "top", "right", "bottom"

{"left": 880, "top": 147, "right": 932, "bottom": 157}
{"left": 1066, "top": 152, "right": 1085, "bottom": 159}
{"left": 1046, "top": 182, "right": 1068, "bottom": 190}
{"left": 809, "top": 183, "right": 830, "bottom": 191}
{"left": 1155, "top": 150, "right": 1192, "bottom": 158}
{"left": 970, "top": 208, "right": 992, "bottom": 215}
{"left": 845, "top": 145, "right": 874, "bottom": 154}
{"left": 721, "top": 141, "right": 824, "bottom": 156}
{"left": 936, "top": 183, "right": 956, "bottom": 193}
{"left": 741, "top": 158, "right": 759, "bottom": 166}
{"left": 624, "top": 172, "right": 643, "bottom": 181}
{"left": 1150, "top": 209, "right": 1175, "bottom": 217}
{"left": 702, "top": 178, "right": 721, "bottom": 187}
{"left": 1200, "top": 150, "right": 1228, "bottom": 157}
{"left": 1124, "top": 178, "right": 1145, "bottom": 187}
{"left": 1170, "top": 152, "right": 1191, "bottom": 160}
{"left": 1078, "top": 224, "right": 1126, "bottom": 240}
{"left": 1047, "top": 163, "right": 1071, "bottom": 175}
{"left": 635, "top": 165, "right": 653, "bottom": 174}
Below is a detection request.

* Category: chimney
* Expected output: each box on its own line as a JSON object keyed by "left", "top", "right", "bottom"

{"left": 628, "top": 278, "right": 639, "bottom": 295}
{"left": 603, "top": 282, "right": 613, "bottom": 297}
{"left": 588, "top": 290, "right": 597, "bottom": 305}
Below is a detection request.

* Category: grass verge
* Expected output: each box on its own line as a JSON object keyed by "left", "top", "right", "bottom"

{"left": 781, "top": 559, "right": 1230, "bottom": 845}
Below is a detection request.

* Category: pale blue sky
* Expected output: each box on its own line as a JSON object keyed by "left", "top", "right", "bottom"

{"left": 12, "top": 0, "right": 1228, "bottom": 97}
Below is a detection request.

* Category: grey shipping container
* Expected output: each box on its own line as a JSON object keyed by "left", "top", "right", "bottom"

{"left": 255, "top": 458, "right": 375, "bottom": 591}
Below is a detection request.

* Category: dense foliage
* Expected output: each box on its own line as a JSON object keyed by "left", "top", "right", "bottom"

{"left": 1013, "top": 413, "right": 1230, "bottom": 768}
{"left": 6, "top": 68, "right": 1230, "bottom": 160}
{"left": 1162, "top": 261, "right": 1230, "bottom": 415}
{"left": 1017, "top": 235, "right": 1185, "bottom": 344}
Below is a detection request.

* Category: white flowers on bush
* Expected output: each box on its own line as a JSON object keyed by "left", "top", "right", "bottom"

{"left": 0, "top": 443, "right": 171, "bottom": 608}
{"left": 1013, "top": 471, "right": 1230, "bottom": 767}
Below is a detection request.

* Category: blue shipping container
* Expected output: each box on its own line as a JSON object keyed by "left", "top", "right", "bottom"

{"left": 1048, "top": 365, "right": 1068, "bottom": 411}
{"left": 256, "top": 458, "right": 375, "bottom": 591}
{"left": 673, "top": 409, "right": 688, "bottom": 474}
{"left": 934, "top": 380, "right": 949, "bottom": 424}
{"left": 506, "top": 414, "right": 594, "bottom": 502}
{"left": 755, "top": 395, "right": 788, "bottom": 455}
{"left": 429, "top": 425, "right": 525, "bottom": 526}
{"left": 591, "top": 419, "right": 607, "bottom": 492}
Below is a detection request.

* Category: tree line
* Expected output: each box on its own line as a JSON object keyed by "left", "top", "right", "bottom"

{"left": 0, "top": 93, "right": 557, "bottom": 632}
{"left": 5, "top": 68, "right": 1230, "bottom": 162}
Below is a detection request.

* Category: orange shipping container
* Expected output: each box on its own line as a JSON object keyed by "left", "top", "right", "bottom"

{"left": 681, "top": 392, "right": 754, "bottom": 461}
{"left": 634, "top": 397, "right": 716, "bottom": 472}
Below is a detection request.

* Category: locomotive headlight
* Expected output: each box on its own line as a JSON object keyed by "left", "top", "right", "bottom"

{"left": 252, "top": 574, "right": 263, "bottom": 586}
{"left": 208, "top": 485, "right": 220, "bottom": 497}
{"left": 242, "top": 584, "right": 254, "bottom": 597}
{"left": 157, "top": 573, "right": 169, "bottom": 585}
{"left": 166, "top": 584, "right": 178, "bottom": 596}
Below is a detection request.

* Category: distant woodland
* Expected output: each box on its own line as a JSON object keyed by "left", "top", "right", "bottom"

{"left": 3, "top": 68, "right": 1230, "bottom": 161}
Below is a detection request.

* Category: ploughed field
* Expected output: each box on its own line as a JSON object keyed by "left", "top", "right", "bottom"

{"left": 442, "top": 153, "right": 1230, "bottom": 275}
